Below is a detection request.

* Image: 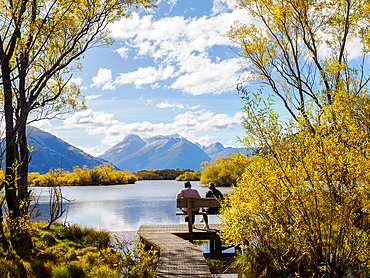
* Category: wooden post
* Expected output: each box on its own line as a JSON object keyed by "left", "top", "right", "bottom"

{"left": 210, "top": 239, "right": 215, "bottom": 257}
{"left": 215, "top": 239, "right": 222, "bottom": 258}
{"left": 187, "top": 199, "right": 193, "bottom": 234}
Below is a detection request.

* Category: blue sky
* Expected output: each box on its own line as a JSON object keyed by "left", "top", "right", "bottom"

{"left": 32, "top": 0, "right": 251, "bottom": 156}
{"left": 30, "top": 0, "right": 368, "bottom": 157}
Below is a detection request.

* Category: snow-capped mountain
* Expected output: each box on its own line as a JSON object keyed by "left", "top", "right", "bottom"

{"left": 99, "top": 135, "right": 211, "bottom": 172}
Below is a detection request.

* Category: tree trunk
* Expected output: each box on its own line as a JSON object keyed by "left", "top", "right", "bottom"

{"left": 0, "top": 200, "right": 9, "bottom": 250}
{"left": 18, "top": 117, "right": 30, "bottom": 217}
{"left": 2, "top": 60, "right": 25, "bottom": 247}
{"left": 2, "top": 64, "right": 20, "bottom": 221}
{"left": 18, "top": 51, "right": 31, "bottom": 218}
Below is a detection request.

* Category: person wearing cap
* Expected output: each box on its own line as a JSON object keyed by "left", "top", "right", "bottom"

{"left": 176, "top": 181, "right": 201, "bottom": 228}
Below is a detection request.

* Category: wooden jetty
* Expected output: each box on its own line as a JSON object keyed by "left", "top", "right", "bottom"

{"left": 137, "top": 224, "right": 224, "bottom": 278}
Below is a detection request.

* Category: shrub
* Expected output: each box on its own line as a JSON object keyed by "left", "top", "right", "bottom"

{"left": 200, "top": 153, "right": 251, "bottom": 186}
{"left": 28, "top": 163, "right": 139, "bottom": 186}
{"left": 175, "top": 171, "right": 201, "bottom": 181}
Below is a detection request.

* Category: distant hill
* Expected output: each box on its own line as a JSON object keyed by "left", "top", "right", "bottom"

{"left": 202, "top": 142, "right": 252, "bottom": 159}
{"left": 99, "top": 135, "right": 212, "bottom": 172}
{"left": 26, "top": 127, "right": 108, "bottom": 174}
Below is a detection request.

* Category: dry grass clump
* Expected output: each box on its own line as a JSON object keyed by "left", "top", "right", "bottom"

{"left": 0, "top": 222, "right": 158, "bottom": 278}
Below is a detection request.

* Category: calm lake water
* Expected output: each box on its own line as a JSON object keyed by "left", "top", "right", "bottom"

{"left": 31, "top": 180, "right": 233, "bottom": 232}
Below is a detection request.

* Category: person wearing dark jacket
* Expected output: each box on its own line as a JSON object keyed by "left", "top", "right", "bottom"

{"left": 200, "top": 182, "right": 223, "bottom": 230}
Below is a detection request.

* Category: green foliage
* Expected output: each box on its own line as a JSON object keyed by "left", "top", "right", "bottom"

{"left": 175, "top": 171, "right": 201, "bottom": 181}
{"left": 28, "top": 163, "right": 138, "bottom": 186}
{"left": 200, "top": 153, "right": 251, "bottom": 186}
{"left": 0, "top": 222, "right": 158, "bottom": 278}
{"left": 134, "top": 169, "right": 197, "bottom": 180}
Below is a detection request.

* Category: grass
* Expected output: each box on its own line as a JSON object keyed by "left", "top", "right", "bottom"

{"left": 205, "top": 256, "right": 238, "bottom": 275}
{"left": 0, "top": 222, "right": 158, "bottom": 278}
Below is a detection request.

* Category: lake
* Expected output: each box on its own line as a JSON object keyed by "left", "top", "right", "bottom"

{"left": 31, "top": 180, "right": 233, "bottom": 231}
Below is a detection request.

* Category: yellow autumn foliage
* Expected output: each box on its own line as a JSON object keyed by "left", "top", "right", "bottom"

{"left": 28, "top": 163, "right": 137, "bottom": 186}
{"left": 220, "top": 0, "right": 370, "bottom": 276}
{"left": 200, "top": 153, "right": 252, "bottom": 186}
{"left": 221, "top": 95, "right": 370, "bottom": 275}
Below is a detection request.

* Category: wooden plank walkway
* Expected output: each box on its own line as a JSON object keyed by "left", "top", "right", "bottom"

{"left": 138, "top": 224, "right": 223, "bottom": 278}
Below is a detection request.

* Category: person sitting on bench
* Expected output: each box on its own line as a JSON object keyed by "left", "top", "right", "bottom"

{"left": 200, "top": 182, "right": 223, "bottom": 230}
{"left": 176, "top": 181, "right": 201, "bottom": 228}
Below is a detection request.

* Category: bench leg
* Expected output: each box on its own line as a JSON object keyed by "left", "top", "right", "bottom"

{"left": 210, "top": 239, "right": 215, "bottom": 258}
{"left": 188, "top": 210, "right": 193, "bottom": 234}
{"left": 215, "top": 239, "right": 222, "bottom": 258}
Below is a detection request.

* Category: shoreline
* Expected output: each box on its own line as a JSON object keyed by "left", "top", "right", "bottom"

{"left": 109, "top": 231, "right": 139, "bottom": 247}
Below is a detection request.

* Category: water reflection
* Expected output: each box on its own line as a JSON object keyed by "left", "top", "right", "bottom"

{"left": 32, "top": 180, "right": 233, "bottom": 231}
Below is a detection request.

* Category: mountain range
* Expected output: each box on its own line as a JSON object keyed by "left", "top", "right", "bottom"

{"left": 22, "top": 127, "right": 250, "bottom": 174}
{"left": 26, "top": 127, "right": 108, "bottom": 174}
{"left": 98, "top": 135, "right": 211, "bottom": 172}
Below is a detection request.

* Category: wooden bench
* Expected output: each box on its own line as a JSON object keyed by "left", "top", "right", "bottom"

{"left": 176, "top": 198, "right": 221, "bottom": 233}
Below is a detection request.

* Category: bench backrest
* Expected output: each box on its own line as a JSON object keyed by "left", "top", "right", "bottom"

{"left": 177, "top": 197, "right": 221, "bottom": 209}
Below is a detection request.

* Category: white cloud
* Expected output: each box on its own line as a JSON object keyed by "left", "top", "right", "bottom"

{"left": 91, "top": 68, "right": 112, "bottom": 88}
{"left": 111, "top": 65, "right": 175, "bottom": 89}
{"left": 69, "top": 76, "right": 83, "bottom": 85}
{"left": 115, "top": 47, "right": 129, "bottom": 58}
{"left": 102, "top": 82, "right": 116, "bottom": 91}
{"left": 146, "top": 98, "right": 154, "bottom": 106}
{"left": 212, "top": 0, "right": 237, "bottom": 14}
{"left": 170, "top": 57, "right": 241, "bottom": 95}
{"left": 188, "top": 104, "right": 200, "bottom": 110}
{"left": 151, "top": 83, "right": 160, "bottom": 89}
{"left": 305, "top": 30, "right": 365, "bottom": 62}
{"left": 178, "top": 130, "right": 214, "bottom": 146}
{"left": 224, "top": 139, "right": 239, "bottom": 148}
{"left": 114, "top": 13, "right": 234, "bottom": 59}
{"left": 347, "top": 38, "right": 364, "bottom": 60}
{"left": 109, "top": 7, "right": 365, "bottom": 96}
{"left": 158, "top": 0, "right": 178, "bottom": 10}
{"left": 62, "top": 109, "right": 117, "bottom": 135}
{"left": 109, "top": 13, "right": 154, "bottom": 40}
{"left": 60, "top": 108, "right": 243, "bottom": 148}
{"left": 86, "top": 94, "right": 102, "bottom": 100}
{"left": 29, "top": 120, "right": 52, "bottom": 133}
{"left": 99, "top": 110, "right": 242, "bottom": 146}
{"left": 172, "top": 110, "right": 242, "bottom": 131}
{"left": 107, "top": 10, "right": 251, "bottom": 95}
{"left": 156, "top": 101, "right": 185, "bottom": 109}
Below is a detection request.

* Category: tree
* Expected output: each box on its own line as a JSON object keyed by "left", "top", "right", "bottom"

{"left": 200, "top": 153, "right": 251, "bottom": 186}
{"left": 175, "top": 170, "right": 201, "bottom": 181}
{"left": 220, "top": 0, "right": 370, "bottom": 276}
{"left": 0, "top": 0, "right": 156, "bottom": 247}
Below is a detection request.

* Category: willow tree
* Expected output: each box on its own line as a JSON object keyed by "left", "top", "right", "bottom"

{"left": 200, "top": 153, "right": 251, "bottom": 186}
{"left": 220, "top": 0, "right": 370, "bottom": 276}
{"left": 0, "top": 0, "right": 155, "bottom": 247}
